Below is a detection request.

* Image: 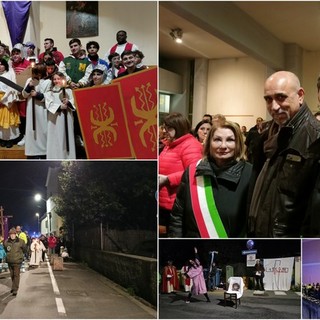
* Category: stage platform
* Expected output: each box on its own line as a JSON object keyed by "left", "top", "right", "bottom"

{"left": 0, "top": 145, "right": 26, "bottom": 159}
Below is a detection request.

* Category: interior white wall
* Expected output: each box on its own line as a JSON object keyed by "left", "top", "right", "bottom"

{"left": 0, "top": 2, "right": 11, "bottom": 46}
{"left": 1, "top": 1, "right": 157, "bottom": 66}
{"left": 206, "top": 57, "right": 270, "bottom": 129}
{"left": 302, "top": 51, "right": 320, "bottom": 113}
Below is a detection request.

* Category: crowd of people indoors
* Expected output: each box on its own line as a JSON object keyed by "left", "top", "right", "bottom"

{"left": 159, "top": 70, "right": 320, "bottom": 239}
{"left": 0, "top": 30, "right": 147, "bottom": 159}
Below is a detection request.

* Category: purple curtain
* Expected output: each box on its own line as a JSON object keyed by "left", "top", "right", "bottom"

{"left": 2, "top": 1, "right": 31, "bottom": 46}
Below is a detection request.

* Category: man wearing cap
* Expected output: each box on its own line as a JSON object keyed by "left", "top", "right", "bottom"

{"left": 3, "top": 228, "right": 27, "bottom": 296}
{"left": 24, "top": 42, "right": 38, "bottom": 63}
{"left": 10, "top": 47, "right": 31, "bottom": 147}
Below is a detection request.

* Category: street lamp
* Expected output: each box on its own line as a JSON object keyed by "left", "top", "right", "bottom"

{"left": 34, "top": 193, "right": 50, "bottom": 234}
{"left": 34, "top": 193, "right": 45, "bottom": 202}
{"left": 35, "top": 212, "right": 40, "bottom": 233}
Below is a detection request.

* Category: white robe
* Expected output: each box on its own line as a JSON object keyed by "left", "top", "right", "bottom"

{"left": 22, "top": 78, "right": 51, "bottom": 156}
{"left": 30, "top": 240, "right": 46, "bottom": 266}
{"left": 44, "top": 87, "right": 76, "bottom": 159}
{"left": 0, "top": 71, "right": 20, "bottom": 140}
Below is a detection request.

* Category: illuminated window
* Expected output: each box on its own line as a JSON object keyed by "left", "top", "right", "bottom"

{"left": 159, "top": 93, "right": 170, "bottom": 113}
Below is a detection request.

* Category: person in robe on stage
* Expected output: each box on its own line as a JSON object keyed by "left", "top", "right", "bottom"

{"left": 104, "top": 30, "right": 139, "bottom": 62}
{"left": 0, "top": 58, "right": 20, "bottom": 148}
{"left": 161, "top": 259, "right": 180, "bottom": 294}
{"left": 10, "top": 46, "right": 31, "bottom": 146}
{"left": 185, "top": 247, "right": 211, "bottom": 303}
{"left": 44, "top": 72, "right": 76, "bottom": 159}
{"left": 22, "top": 63, "right": 51, "bottom": 158}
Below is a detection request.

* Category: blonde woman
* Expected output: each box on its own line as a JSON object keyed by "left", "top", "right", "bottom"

{"left": 169, "top": 121, "right": 252, "bottom": 238}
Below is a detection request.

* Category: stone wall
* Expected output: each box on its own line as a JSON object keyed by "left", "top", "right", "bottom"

{"left": 75, "top": 248, "right": 157, "bottom": 307}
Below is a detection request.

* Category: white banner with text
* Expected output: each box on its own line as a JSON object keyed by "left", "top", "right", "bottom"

{"left": 263, "top": 257, "right": 294, "bottom": 291}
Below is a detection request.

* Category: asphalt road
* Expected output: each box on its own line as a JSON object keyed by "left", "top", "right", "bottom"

{"left": 0, "top": 260, "right": 156, "bottom": 319}
{"left": 159, "top": 288, "right": 301, "bottom": 319}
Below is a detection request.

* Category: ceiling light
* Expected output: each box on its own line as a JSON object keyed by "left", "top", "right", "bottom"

{"left": 170, "top": 28, "right": 183, "bottom": 43}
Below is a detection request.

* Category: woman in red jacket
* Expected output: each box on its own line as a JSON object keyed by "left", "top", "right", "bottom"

{"left": 159, "top": 112, "right": 202, "bottom": 237}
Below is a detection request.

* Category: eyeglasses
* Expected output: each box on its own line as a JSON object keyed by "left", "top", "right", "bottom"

{"left": 163, "top": 125, "right": 174, "bottom": 132}
{"left": 89, "top": 46, "right": 97, "bottom": 49}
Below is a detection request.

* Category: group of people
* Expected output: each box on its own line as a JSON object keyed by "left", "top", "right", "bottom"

{"left": 160, "top": 248, "right": 268, "bottom": 304}
{"left": 159, "top": 70, "right": 320, "bottom": 238}
{"left": 0, "top": 30, "right": 147, "bottom": 159}
{"left": 0, "top": 226, "right": 67, "bottom": 296}
{"left": 303, "top": 283, "right": 320, "bottom": 299}
{"left": 161, "top": 247, "right": 211, "bottom": 303}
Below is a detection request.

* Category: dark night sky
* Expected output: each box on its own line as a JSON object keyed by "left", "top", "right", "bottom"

{"left": 159, "top": 239, "right": 301, "bottom": 269}
{"left": 0, "top": 161, "right": 61, "bottom": 233}
{"left": 0, "top": 160, "right": 158, "bottom": 235}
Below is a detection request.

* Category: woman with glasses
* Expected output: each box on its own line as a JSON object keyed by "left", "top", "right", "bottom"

{"left": 159, "top": 112, "right": 202, "bottom": 237}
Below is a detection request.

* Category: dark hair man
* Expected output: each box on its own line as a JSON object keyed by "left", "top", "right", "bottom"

{"left": 117, "top": 50, "right": 143, "bottom": 78}
{"left": 38, "top": 38, "right": 64, "bottom": 65}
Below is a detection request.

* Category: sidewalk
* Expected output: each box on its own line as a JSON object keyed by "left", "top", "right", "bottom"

{"left": 0, "top": 259, "right": 156, "bottom": 319}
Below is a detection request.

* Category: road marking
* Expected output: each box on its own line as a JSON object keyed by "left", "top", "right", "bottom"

{"left": 56, "top": 297, "right": 66, "bottom": 314}
{"left": 47, "top": 261, "right": 60, "bottom": 295}
{"left": 47, "top": 260, "right": 67, "bottom": 316}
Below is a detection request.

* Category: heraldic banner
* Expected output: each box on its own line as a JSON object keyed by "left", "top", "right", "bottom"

{"left": 73, "top": 66, "right": 157, "bottom": 159}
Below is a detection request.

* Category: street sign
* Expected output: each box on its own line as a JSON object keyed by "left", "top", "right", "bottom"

{"left": 247, "top": 254, "right": 256, "bottom": 267}
{"left": 242, "top": 249, "right": 257, "bottom": 255}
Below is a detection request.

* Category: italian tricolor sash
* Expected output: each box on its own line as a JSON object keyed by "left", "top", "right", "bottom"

{"left": 189, "top": 162, "right": 228, "bottom": 238}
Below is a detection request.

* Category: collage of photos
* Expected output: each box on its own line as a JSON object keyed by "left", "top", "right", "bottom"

{"left": 0, "top": 1, "right": 158, "bottom": 319}
{"left": 159, "top": 2, "right": 320, "bottom": 320}
{"left": 0, "top": 1, "right": 320, "bottom": 320}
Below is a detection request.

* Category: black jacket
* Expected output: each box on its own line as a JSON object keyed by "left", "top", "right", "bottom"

{"left": 248, "top": 103, "right": 320, "bottom": 237}
{"left": 169, "top": 158, "right": 252, "bottom": 238}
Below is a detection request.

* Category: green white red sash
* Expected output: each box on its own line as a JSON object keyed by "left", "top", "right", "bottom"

{"left": 189, "top": 162, "right": 228, "bottom": 238}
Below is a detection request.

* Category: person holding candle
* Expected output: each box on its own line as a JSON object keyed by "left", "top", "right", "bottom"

{"left": 44, "top": 72, "right": 76, "bottom": 159}
{"left": 22, "top": 63, "right": 51, "bottom": 158}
